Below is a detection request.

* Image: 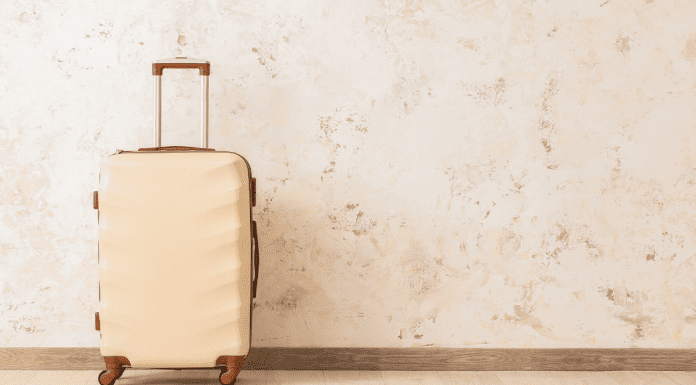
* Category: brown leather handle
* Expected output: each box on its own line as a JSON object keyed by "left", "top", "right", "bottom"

{"left": 138, "top": 146, "right": 215, "bottom": 152}
{"left": 252, "top": 221, "right": 259, "bottom": 299}
{"left": 153, "top": 62, "right": 210, "bottom": 76}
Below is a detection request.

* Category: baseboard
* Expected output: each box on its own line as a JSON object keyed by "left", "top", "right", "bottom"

{"left": 0, "top": 348, "right": 694, "bottom": 371}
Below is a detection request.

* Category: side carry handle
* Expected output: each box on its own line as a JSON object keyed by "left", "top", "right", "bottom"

{"left": 252, "top": 221, "right": 259, "bottom": 299}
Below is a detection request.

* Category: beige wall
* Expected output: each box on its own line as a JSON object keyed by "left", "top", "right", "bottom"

{"left": 2, "top": 0, "right": 696, "bottom": 348}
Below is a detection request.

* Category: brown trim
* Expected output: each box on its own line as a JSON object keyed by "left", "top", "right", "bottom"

{"left": 153, "top": 63, "right": 210, "bottom": 76}
{"left": 1, "top": 348, "right": 695, "bottom": 371}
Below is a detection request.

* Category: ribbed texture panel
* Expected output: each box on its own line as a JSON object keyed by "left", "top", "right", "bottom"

{"left": 98, "top": 152, "right": 251, "bottom": 368}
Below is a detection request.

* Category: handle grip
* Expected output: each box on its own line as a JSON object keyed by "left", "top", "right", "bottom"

{"left": 153, "top": 58, "right": 210, "bottom": 76}
{"left": 153, "top": 57, "right": 210, "bottom": 148}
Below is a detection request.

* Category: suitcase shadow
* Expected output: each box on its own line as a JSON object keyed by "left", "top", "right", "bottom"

{"left": 114, "top": 368, "right": 265, "bottom": 384}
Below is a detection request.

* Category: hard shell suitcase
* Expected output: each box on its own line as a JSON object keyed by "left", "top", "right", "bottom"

{"left": 93, "top": 58, "right": 259, "bottom": 385}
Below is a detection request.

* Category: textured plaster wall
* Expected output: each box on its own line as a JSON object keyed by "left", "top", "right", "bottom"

{"left": 1, "top": 0, "right": 696, "bottom": 348}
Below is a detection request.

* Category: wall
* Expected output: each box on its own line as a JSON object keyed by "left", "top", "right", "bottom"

{"left": 1, "top": 0, "right": 696, "bottom": 348}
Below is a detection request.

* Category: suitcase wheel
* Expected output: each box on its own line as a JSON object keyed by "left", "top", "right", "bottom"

{"left": 97, "top": 370, "right": 111, "bottom": 385}
{"left": 97, "top": 368, "right": 124, "bottom": 385}
{"left": 219, "top": 369, "right": 237, "bottom": 385}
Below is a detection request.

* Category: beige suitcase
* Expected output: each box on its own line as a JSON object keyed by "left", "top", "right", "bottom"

{"left": 93, "top": 58, "right": 259, "bottom": 385}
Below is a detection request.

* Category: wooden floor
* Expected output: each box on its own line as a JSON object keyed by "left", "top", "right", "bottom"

{"left": 1, "top": 370, "right": 695, "bottom": 385}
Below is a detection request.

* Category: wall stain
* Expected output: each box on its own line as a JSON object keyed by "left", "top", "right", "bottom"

{"left": 248, "top": 41, "right": 281, "bottom": 77}
{"left": 615, "top": 35, "right": 631, "bottom": 56}
{"left": 683, "top": 35, "right": 696, "bottom": 61}
{"left": 326, "top": 205, "right": 376, "bottom": 236}
{"left": 252, "top": 47, "right": 265, "bottom": 65}
{"left": 602, "top": 285, "right": 652, "bottom": 340}
{"left": 556, "top": 226, "right": 569, "bottom": 244}
{"left": 317, "top": 107, "right": 370, "bottom": 182}
{"left": 497, "top": 228, "right": 522, "bottom": 258}
{"left": 323, "top": 160, "right": 335, "bottom": 174}
{"left": 541, "top": 138, "right": 552, "bottom": 153}
{"left": 9, "top": 316, "right": 45, "bottom": 334}
{"left": 85, "top": 22, "right": 113, "bottom": 41}
{"left": 465, "top": 77, "right": 507, "bottom": 107}
{"left": 457, "top": 38, "right": 479, "bottom": 50}
{"left": 506, "top": 305, "right": 557, "bottom": 340}
{"left": 17, "top": 11, "right": 38, "bottom": 23}
{"left": 538, "top": 77, "right": 559, "bottom": 132}
{"left": 271, "top": 285, "right": 308, "bottom": 311}
{"left": 618, "top": 305, "right": 652, "bottom": 340}
{"left": 538, "top": 76, "right": 560, "bottom": 166}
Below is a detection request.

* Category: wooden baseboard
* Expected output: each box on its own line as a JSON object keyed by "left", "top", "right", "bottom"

{"left": 0, "top": 348, "right": 694, "bottom": 371}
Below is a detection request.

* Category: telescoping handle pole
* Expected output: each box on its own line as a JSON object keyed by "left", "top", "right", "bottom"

{"left": 152, "top": 57, "right": 211, "bottom": 148}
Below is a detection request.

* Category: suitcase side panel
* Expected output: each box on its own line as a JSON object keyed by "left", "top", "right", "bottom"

{"left": 98, "top": 152, "right": 251, "bottom": 368}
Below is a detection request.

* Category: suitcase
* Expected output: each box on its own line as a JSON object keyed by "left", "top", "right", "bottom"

{"left": 93, "top": 57, "right": 259, "bottom": 385}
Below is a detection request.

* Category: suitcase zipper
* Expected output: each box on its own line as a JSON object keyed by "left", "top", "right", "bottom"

{"left": 111, "top": 150, "right": 253, "bottom": 180}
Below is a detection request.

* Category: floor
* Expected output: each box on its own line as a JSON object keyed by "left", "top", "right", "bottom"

{"left": 0, "top": 370, "right": 695, "bottom": 384}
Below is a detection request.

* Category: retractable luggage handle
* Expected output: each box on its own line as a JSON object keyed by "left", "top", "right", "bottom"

{"left": 152, "top": 57, "right": 210, "bottom": 148}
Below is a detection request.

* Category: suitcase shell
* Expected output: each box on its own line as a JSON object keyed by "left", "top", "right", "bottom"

{"left": 97, "top": 150, "right": 255, "bottom": 367}
{"left": 94, "top": 58, "right": 259, "bottom": 384}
